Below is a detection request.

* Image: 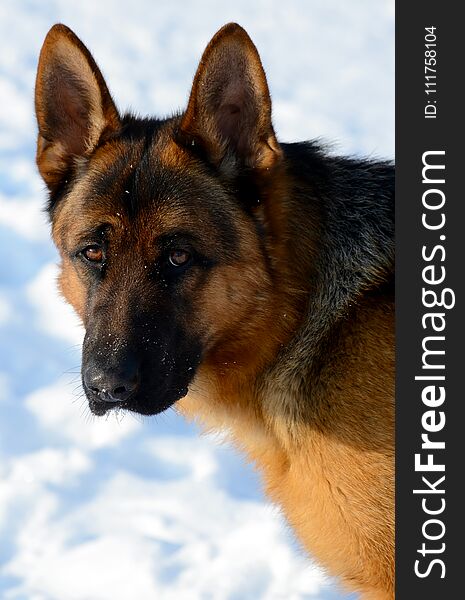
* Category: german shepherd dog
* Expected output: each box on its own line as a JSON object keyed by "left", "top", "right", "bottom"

{"left": 35, "top": 23, "right": 394, "bottom": 600}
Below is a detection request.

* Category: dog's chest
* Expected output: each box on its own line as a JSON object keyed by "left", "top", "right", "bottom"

{"left": 179, "top": 382, "right": 393, "bottom": 596}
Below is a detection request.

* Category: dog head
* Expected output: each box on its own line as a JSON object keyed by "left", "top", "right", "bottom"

{"left": 35, "top": 23, "right": 295, "bottom": 416}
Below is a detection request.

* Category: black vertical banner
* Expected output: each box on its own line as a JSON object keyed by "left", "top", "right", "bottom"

{"left": 396, "top": 2, "right": 464, "bottom": 599}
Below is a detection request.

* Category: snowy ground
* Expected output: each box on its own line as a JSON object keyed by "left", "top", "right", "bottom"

{"left": 0, "top": 1, "right": 394, "bottom": 599}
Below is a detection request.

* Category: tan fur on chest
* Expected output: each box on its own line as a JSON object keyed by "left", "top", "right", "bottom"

{"left": 179, "top": 295, "right": 394, "bottom": 600}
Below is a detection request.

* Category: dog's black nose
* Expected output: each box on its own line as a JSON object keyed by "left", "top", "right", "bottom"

{"left": 83, "top": 360, "right": 139, "bottom": 403}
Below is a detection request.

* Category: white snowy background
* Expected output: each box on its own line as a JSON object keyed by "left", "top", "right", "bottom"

{"left": 0, "top": 1, "right": 394, "bottom": 599}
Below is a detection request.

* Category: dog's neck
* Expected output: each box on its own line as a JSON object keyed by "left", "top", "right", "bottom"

{"left": 270, "top": 142, "right": 395, "bottom": 375}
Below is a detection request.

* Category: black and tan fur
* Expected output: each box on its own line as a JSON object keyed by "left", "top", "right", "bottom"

{"left": 35, "top": 23, "right": 394, "bottom": 599}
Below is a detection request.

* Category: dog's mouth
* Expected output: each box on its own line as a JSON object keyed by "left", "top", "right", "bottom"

{"left": 85, "top": 384, "right": 190, "bottom": 417}
{"left": 88, "top": 397, "right": 126, "bottom": 417}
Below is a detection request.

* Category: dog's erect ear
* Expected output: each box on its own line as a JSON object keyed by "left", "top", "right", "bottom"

{"left": 35, "top": 24, "right": 120, "bottom": 190}
{"left": 179, "top": 23, "right": 282, "bottom": 171}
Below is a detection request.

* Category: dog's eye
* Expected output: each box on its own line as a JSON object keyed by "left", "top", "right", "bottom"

{"left": 82, "top": 245, "right": 104, "bottom": 263}
{"left": 168, "top": 249, "right": 191, "bottom": 267}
